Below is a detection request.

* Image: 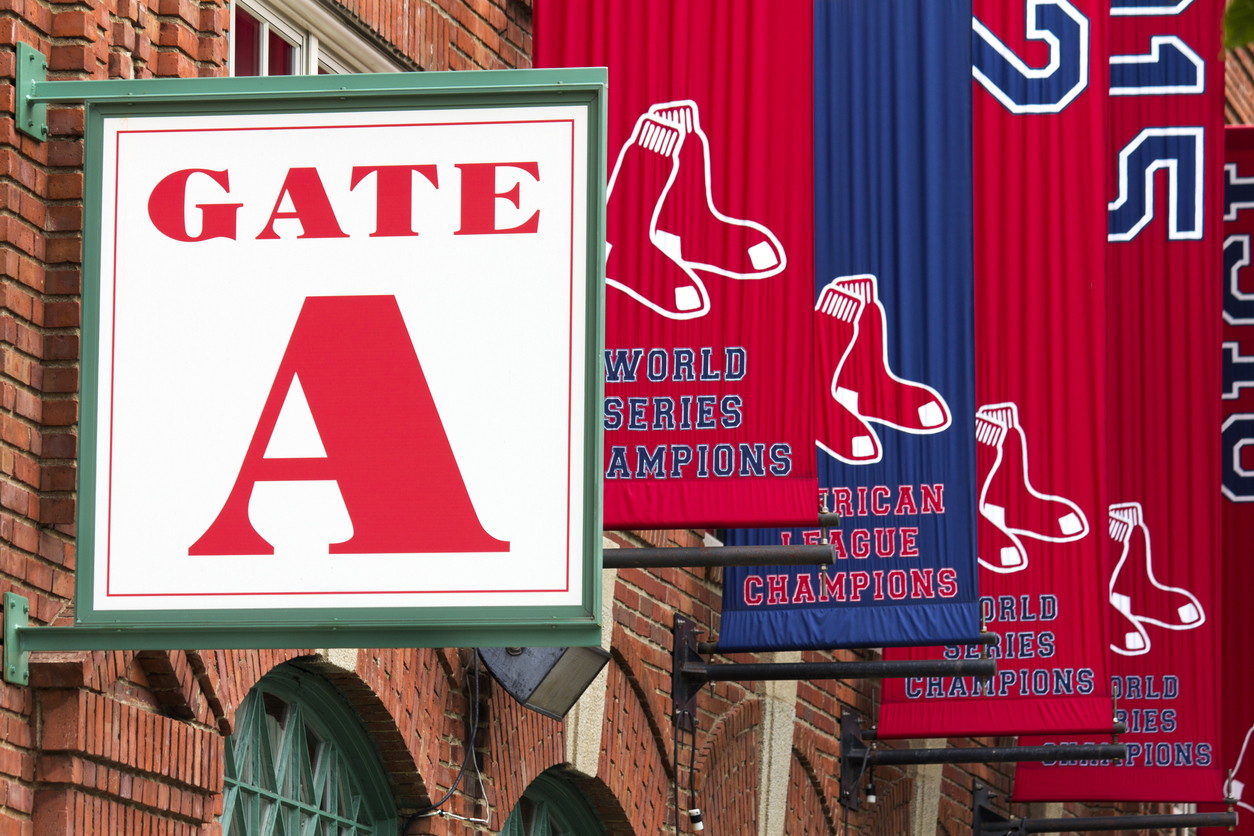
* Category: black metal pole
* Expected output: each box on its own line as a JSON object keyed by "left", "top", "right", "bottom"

{"left": 605, "top": 544, "right": 836, "bottom": 569}
{"left": 699, "top": 631, "right": 999, "bottom": 656}
{"left": 606, "top": 513, "right": 841, "bottom": 535}
{"left": 979, "top": 811, "right": 1236, "bottom": 833}
{"left": 863, "top": 719, "right": 1128, "bottom": 742}
{"left": 682, "top": 656, "right": 996, "bottom": 682}
{"left": 851, "top": 743, "right": 1126, "bottom": 766}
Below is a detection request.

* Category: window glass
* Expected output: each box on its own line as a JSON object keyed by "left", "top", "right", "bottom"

{"left": 234, "top": 6, "right": 261, "bottom": 77}
{"left": 229, "top": 0, "right": 402, "bottom": 76}
{"left": 267, "top": 29, "right": 295, "bottom": 76}
{"left": 231, "top": 0, "right": 302, "bottom": 76}
{"left": 221, "top": 668, "right": 396, "bottom": 836}
{"left": 500, "top": 772, "right": 607, "bottom": 836}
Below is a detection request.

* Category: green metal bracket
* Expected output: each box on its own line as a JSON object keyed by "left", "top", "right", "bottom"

{"left": 15, "top": 43, "right": 48, "bottom": 141}
{"left": 10, "top": 57, "right": 607, "bottom": 145}
{"left": 3, "top": 593, "right": 30, "bottom": 685}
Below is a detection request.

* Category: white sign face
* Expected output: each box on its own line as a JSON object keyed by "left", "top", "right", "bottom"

{"left": 90, "top": 105, "right": 592, "bottom": 614}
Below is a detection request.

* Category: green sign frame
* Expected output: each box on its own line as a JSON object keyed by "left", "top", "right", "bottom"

{"left": 9, "top": 49, "right": 607, "bottom": 672}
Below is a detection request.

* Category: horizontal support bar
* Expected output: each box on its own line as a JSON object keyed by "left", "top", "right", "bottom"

{"left": 604, "top": 544, "right": 836, "bottom": 569}
{"left": 862, "top": 719, "right": 1127, "bottom": 742}
{"left": 22, "top": 73, "right": 605, "bottom": 105}
{"left": 9, "top": 622, "right": 599, "bottom": 652}
{"left": 23, "top": 82, "right": 602, "bottom": 105}
{"left": 698, "top": 631, "right": 998, "bottom": 656}
{"left": 855, "top": 743, "right": 1126, "bottom": 766}
{"left": 11, "top": 46, "right": 606, "bottom": 141}
{"left": 980, "top": 811, "right": 1235, "bottom": 833}
{"left": 682, "top": 656, "right": 996, "bottom": 682}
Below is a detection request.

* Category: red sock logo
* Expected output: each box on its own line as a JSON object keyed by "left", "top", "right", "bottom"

{"left": 813, "top": 274, "right": 950, "bottom": 466}
{"left": 1107, "top": 502, "right": 1203, "bottom": 656}
{"left": 975, "top": 415, "right": 1028, "bottom": 573}
{"left": 189, "top": 295, "right": 508, "bottom": 556}
{"left": 647, "top": 100, "right": 786, "bottom": 280}
{"left": 825, "top": 275, "right": 950, "bottom": 434}
{"left": 814, "top": 284, "right": 881, "bottom": 463}
{"left": 605, "top": 100, "right": 788, "bottom": 320}
{"left": 606, "top": 114, "right": 710, "bottom": 319}
{"left": 976, "top": 403, "right": 1088, "bottom": 544}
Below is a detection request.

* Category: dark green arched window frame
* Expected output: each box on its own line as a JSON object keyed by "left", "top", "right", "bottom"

{"left": 501, "top": 771, "right": 607, "bottom": 836}
{"left": 221, "top": 664, "right": 398, "bottom": 836}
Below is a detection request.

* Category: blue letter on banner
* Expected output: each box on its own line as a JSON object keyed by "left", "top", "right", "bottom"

{"left": 972, "top": 0, "right": 1089, "bottom": 114}
{"left": 1224, "top": 235, "right": 1254, "bottom": 324}
{"left": 1108, "top": 128, "right": 1204, "bottom": 241}
{"left": 1110, "top": 36, "right": 1203, "bottom": 96}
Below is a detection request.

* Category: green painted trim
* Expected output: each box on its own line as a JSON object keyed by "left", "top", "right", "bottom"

{"left": 223, "top": 664, "right": 399, "bottom": 834}
{"left": 254, "top": 664, "right": 399, "bottom": 828}
{"left": 27, "top": 67, "right": 607, "bottom": 104}
{"left": 3, "top": 593, "right": 30, "bottom": 685}
{"left": 507, "top": 770, "right": 609, "bottom": 836}
{"left": 14, "top": 63, "right": 607, "bottom": 139}
{"left": 70, "top": 70, "right": 608, "bottom": 649}
{"left": 15, "top": 43, "right": 48, "bottom": 140}
{"left": 13, "top": 619, "right": 603, "bottom": 652}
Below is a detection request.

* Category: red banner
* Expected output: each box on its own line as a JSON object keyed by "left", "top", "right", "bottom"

{"left": 879, "top": 0, "right": 1115, "bottom": 738}
{"left": 536, "top": 0, "right": 818, "bottom": 528}
{"left": 1200, "top": 126, "right": 1254, "bottom": 831}
{"left": 1015, "top": 0, "right": 1225, "bottom": 802}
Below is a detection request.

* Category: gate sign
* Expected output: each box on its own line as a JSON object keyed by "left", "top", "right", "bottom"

{"left": 77, "top": 72, "right": 606, "bottom": 648}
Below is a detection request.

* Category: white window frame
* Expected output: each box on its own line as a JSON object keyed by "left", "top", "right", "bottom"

{"left": 229, "top": 0, "right": 405, "bottom": 77}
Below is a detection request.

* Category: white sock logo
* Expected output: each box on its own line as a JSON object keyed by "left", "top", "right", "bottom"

{"left": 606, "top": 101, "right": 786, "bottom": 319}
{"left": 1107, "top": 502, "right": 1205, "bottom": 656}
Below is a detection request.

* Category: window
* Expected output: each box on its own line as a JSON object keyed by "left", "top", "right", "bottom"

{"left": 501, "top": 771, "right": 607, "bottom": 836}
{"left": 221, "top": 665, "right": 397, "bottom": 836}
{"left": 232, "top": 2, "right": 305, "bottom": 77}
{"left": 229, "top": 0, "right": 407, "bottom": 77}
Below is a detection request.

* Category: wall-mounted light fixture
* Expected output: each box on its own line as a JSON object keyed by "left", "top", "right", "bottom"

{"left": 479, "top": 646, "right": 612, "bottom": 720}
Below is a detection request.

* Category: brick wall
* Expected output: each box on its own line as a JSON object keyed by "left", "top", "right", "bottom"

{"left": 316, "top": 0, "right": 531, "bottom": 71}
{"left": 1230, "top": 46, "right": 1254, "bottom": 123}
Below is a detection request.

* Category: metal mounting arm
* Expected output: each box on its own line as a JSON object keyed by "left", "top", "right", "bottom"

{"left": 839, "top": 713, "right": 1128, "bottom": 811}
{"left": 12, "top": 42, "right": 608, "bottom": 142}
{"left": 671, "top": 616, "right": 996, "bottom": 731}
{"left": 972, "top": 782, "right": 1237, "bottom": 834}
{"left": 604, "top": 543, "right": 838, "bottom": 569}
{"left": 698, "top": 630, "right": 999, "bottom": 656}
{"left": 860, "top": 719, "right": 1129, "bottom": 741}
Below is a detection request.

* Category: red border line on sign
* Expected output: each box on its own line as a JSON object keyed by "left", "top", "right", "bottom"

{"left": 103, "top": 117, "right": 580, "bottom": 600}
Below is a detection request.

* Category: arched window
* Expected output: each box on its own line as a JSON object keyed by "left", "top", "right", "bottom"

{"left": 501, "top": 771, "right": 607, "bottom": 836}
{"left": 221, "top": 664, "right": 398, "bottom": 836}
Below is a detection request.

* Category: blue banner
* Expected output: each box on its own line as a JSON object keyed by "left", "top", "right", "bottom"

{"left": 719, "top": 0, "right": 980, "bottom": 651}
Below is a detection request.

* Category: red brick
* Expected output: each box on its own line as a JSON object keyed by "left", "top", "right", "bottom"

{"left": 31, "top": 788, "right": 70, "bottom": 836}
{"left": 46, "top": 108, "right": 83, "bottom": 137}
{"left": 153, "top": 51, "right": 194, "bottom": 78}
{"left": 42, "top": 238, "right": 80, "bottom": 265}
{"left": 44, "top": 173, "right": 81, "bottom": 200}
{"left": 48, "top": 45, "right": 93, "bottom": 72}
{"left": 40, "top": 690, "right": 85, "bottom": 752}
{"left": 44, "top": 206, "right": 81, "bottom": 235}
{"left": 50, "top": 11, "right": 93, "bottom": 38}
{"left": 108, "top": 51, "right": 133, "bottom": 79}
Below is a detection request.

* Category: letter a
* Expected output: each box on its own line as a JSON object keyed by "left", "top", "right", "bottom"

{"left": 189, "top": 295, "right": 508, "bottom": 555}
